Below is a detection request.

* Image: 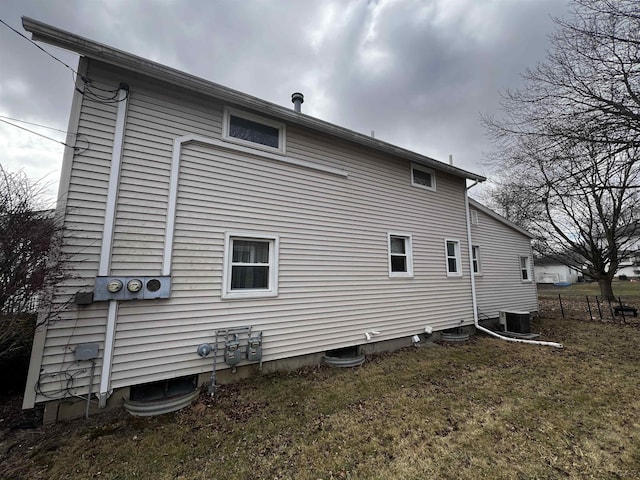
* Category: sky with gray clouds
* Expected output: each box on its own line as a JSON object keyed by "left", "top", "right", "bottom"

{"left": 1, "top": 0, "right": 569, "bottom": 202}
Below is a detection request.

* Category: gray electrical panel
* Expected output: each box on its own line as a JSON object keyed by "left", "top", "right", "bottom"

{"left": 75, "top": 343, "right": 99, "bottom": 361}
{"left": 93, "top": 276, "right": 171, "bottom": 301}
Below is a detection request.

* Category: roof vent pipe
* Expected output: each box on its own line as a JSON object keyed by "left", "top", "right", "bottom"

{"left": 291, "top": 92, "right": 304, "bottom": 112}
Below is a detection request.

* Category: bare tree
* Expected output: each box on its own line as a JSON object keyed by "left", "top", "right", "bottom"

{"left": 484, "top": 0, "right": 640, "bottom": 300}
{"left": 0, "top": 166, "right": 67, "bottom": 364}
{"left": 491, "top": 0, "right": 640, "bottom": 152}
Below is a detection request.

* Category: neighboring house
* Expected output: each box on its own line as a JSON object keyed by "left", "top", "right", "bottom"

{"left": 21, "top": 18, "right": 538, "bottom": 420}
{"left": 534, "top": 256, "right": 581, "bottom": 284}
{"left": 614, "top": 232, "right": 640, "bottom": 278}
{"left": 468, "top": 199, "right": 538, "bottom": 318}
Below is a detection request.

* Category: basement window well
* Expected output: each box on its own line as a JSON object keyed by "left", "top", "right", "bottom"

{"left": 124, "top": 375, "right": 199, "bottom": 417}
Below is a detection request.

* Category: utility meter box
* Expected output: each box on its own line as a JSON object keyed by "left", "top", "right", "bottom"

{"left": 247, "top": 333, "right": 263, "bottom": 362}
{"left": 224, "top": 336, "right": 242, "bottom": 366}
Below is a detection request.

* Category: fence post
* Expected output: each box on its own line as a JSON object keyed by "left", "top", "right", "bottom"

{"left": 608, "top": 298, "right": 615, "bottom": 320}
{"left": 558, "top": 294, "right": 565, "bottom": 319}
{"left": 596, "top": 296, "right": 603, "bottom": 320}
{"left": 617, "top": 297, "right": 627, "bottom": 323}
{"left": 586, "top": 296, "right": 593, "bottom": 320}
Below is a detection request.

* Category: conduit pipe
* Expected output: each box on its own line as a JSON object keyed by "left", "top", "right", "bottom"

{"left": 98, "top": 87, "right": 130, "bottom": 407}
{"left": 162, "top": 134, "right": 348, "bottom": 276}
{"left": 464, "top": 183, "right": 563, "bottom": 349}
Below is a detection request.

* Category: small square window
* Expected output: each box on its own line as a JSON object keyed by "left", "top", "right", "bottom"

{"left": 411, "top": 163, "right": 436, "bottom": 191}
{"left": 222, "top": 233, "right": 279, "bottom": 299}
{"left": 388, "top": 233, "right": 413, "bottom": 277}
{"left": 445, "top": 239, "right": 462, "bottom": 277}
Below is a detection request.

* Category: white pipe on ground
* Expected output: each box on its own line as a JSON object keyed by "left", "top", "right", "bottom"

{"left": 464, "top": 184, "right": 563, "bottom": 349}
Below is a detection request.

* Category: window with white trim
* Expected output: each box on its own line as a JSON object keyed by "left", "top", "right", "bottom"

{"left": 472, "top": 245, "right": 481, "bottom": 274}
{"left": 222, "top": 233, "right": 279, "bottom": 299}
{"left": 388, "top": 233, "right": 414, "bottom": 277}
{"left": 223, "top": 107, "right": 285, "bottom": 153}
{"left": 470, "top": 210, "right": 479, "bottom": 225}
{"left": 445, "top": 239, "right": 462, "bottom": 276}
{"left": 520, "top": 255, "right": 531, "bottom": 282}
{"left": 411, "top": 163, "right": 436, "bottom": 191}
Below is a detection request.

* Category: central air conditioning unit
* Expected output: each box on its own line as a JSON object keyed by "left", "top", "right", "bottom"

{"left": 499, "top": 311, "right": 531, "bottom": 334}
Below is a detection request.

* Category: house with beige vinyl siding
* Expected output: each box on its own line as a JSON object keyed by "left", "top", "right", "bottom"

{"left": 467, "top": 198, "right": 538, "bottom": 320}
{"left": 21, "top": 18, "right": 539, "bottom": 420}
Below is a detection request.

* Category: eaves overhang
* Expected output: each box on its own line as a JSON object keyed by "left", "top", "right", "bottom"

{"left": 22, "top": 16, "right": 486, "bottom": 183}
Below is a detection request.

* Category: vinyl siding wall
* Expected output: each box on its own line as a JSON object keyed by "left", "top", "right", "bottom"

{"left": 33, "top": 59, "right": 475, "bottom": 400}
{"left": 471, "top": 207, "right": 538, "bottom": 318}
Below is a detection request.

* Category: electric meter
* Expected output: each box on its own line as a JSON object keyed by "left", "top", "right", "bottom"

{"left": 107, "top": 279, "right": 123, "bottom": 293}
{"left": 127, "top": 279, "right": 143, "bottom": 293}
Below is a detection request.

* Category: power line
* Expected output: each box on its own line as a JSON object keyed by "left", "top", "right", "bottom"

{"left": 0, "top": 114, "right": 69, "bottom": 134}
{"left": 0, "top": 17, "right": 129, "bottom": 104}
{"left": 0, "top": 18, "right": 79, "bottom": 76}
{"left": 0, "top": 117, "right": 74, "bottom": 149}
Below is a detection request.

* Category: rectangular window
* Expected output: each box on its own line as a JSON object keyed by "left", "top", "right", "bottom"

{"left": 411, "top": 163, "right": 436, "bottom": 191}
{"left": 388, "top": 233, "right": 413, "bottom": 277}
{"left": 472, "top": 245, "right": 481, "bottom": 274}
{"left": 470, "top": 210, "right": 479, "bottom": 225}
{"left": 222, "top": 233, "right": 279, "bottom": 299}
{"left": 520, "top": 256, "right": 531, "bottom": 281}
{"left": 445, "top": 239, "right": 462, "bottom": 276}
{"left": 223, "top": 107, "right": 285, "bottom": 153}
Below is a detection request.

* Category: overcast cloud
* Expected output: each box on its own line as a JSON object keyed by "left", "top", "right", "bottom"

{"left": 0, "top": 0, "right": 569, "bottom": 202}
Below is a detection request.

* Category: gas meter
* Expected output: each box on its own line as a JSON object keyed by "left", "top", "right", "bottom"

{"left": 247, "top": 332, "right": 263, "bottom": 362}
{"left": 224, "top": 335, "right": 242, "bottom": 366}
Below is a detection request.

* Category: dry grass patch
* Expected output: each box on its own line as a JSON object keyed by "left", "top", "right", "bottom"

{"left": 2, "top": 317, "right": 640, "bottom": 479}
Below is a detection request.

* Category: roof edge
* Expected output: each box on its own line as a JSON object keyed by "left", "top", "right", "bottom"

{"left": 22, "top": 16, "right": 486, "bottom": 182}
{"left": 468, "top": 198, "right": 535, "bottom": 238}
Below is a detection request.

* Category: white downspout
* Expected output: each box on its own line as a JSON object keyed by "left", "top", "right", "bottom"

{"left": 464, "top": 183, "right": 563, "bottom": 349}
{"left": 98, "top": 87, "right": 130, "bottom": 407}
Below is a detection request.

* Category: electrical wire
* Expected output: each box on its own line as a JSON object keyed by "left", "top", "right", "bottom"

{"left": 1, "top": 17, "right": 129, "bottom": 105}
{"left": 0, "top": 114, "right": 91, "bottom": 153}
{"left": 0, "top": 114, "right": 69, "bottom": 134}
{"left": 0, "top": 117, "right": 74, "bottom": 149}
{"left": 0, "top": 18, "right": 79, "bottom": 76}
{"left": 34, "top": 361, "right": 91, "bottom": 400}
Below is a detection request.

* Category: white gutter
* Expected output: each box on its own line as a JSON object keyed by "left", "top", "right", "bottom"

{"left": 98, "top": 87, "right": 129, "bottom": 407}
{"left": 464, "top": 184, "right": 563, "bottom": 349}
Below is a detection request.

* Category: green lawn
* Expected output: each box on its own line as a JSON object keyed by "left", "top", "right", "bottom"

{"left": 2, "top": 316, "right": 639, "bottom": 479}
